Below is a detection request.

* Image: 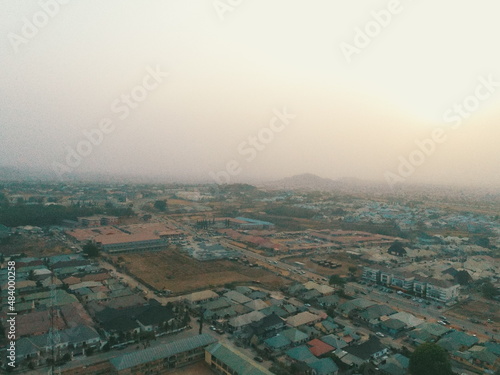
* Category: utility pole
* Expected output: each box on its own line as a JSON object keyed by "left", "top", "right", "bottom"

{"left": 199, "top": 307, "right": 205, "bottom": 335}
{"left": 47, "top": 272, "right": 61, "bottom": 375}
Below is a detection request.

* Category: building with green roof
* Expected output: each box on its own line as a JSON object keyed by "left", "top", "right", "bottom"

{"left": 205, "top": 342, "right": 274, "bottom": 375}
{"left": 110, "top": 333, "right": 217, "bottom": 374}
{"left": 281, "top": 328, "right": 309, "bottom": 345}
{"left": 264, "top": 334, "right": 291, "bottom": 352}
{"left": 286, "top": 345, "right": 316, "bottom": 363}
{"left": 307, "top": 358, "right": 339, "bottom": 375}
{"left": 437, "top": 331, "right": 479, "bottom": 352}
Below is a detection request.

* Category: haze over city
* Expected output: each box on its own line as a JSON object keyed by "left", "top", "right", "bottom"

{"left": 1, "top": 0, "right": 500, "bottom": 187}
{"left": 2, "top": 3, "right": 500, "bottom": 375}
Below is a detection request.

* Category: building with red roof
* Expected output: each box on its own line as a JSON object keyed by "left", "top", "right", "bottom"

{"left": 307, "top": 338, "right": 335, "bottom": 357}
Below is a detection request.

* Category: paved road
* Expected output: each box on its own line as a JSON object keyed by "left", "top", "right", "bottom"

{"left": 346, "top": 282, "right": 500, "bottom": 341}
{"left": 110, "top": 213, "right": 500, "bottom": 342}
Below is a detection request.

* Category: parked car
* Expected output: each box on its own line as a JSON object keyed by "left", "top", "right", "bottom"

{"left": 375, "top": 332, "right": 385, "bottom": 337}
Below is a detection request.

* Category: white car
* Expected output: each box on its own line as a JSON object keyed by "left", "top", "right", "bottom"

{"left": 375, "top": 332, "right": 385, "bottom": 338}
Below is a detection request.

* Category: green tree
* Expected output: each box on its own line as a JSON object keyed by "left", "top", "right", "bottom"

{"left": 482, "top": 281, "right": 498, "bottom": 299}
{"left": 409, "top": 343, "right": 453, "bottom": 375}
{"left": 455, "top": 270, "right": 472, "bottom": 285}
{"left": 153, "top": 200, "right": 167, "bottom": 212}
{"left": 388, "top": 241, "right": 406, "bottom": 255}
{"left": 329, "top": 274, "right": 345, "bottom": 286}
{"left": 83, "top": 242, "right": 100, "bottom": 258}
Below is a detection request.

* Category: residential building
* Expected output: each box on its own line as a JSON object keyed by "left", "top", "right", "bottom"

{"left": 390, "top": 272, "right": 414, "bottom": 292}
{"left": 109, "top": 334, "right": 217, "bottom": 374}
{"left": 184, "top": 290, "right": 219, "bottom": 308}
{"left": 425, "top": 279, "right": 460, "bottom": 303}
{"left": 205, "top": 342, "right": 274, "bottom": 375}
{"left": 362, "top": 266, "right": 380, "bottom": 283}
{"left": 287, "top": 311, "right": 322, "bottom": 328}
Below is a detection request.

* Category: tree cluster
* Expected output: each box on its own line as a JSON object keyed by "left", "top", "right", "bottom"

{"left": 409, "top": 343, "right": 453, "bottom": 375}
{"left": 0, "top": 203, "right": 134, "bottom": 227}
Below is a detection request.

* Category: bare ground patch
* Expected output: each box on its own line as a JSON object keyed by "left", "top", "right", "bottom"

{"left": 112, "top": 248, "right": 290, "bottom": 294}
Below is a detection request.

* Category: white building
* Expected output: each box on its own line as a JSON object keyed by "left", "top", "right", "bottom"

{"left": 425, "top": 279, "right": 460, "bottom": 303}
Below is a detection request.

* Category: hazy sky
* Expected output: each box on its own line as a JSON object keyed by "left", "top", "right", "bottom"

{"left": 1, "top": 0, "right": 500, "bottom": 187}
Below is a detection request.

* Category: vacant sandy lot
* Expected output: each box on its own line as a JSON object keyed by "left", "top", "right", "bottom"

{"left": 447, "top": 299, "right": 500, "bottom": 324}
{"left": 282, "top": 254, "right": 361, "bottom": 278}
{"left": 1, "top": 236, "right": 72, "bottom": 257}
{"left": 112, "top": 248, "right": 290, "bottom": 294}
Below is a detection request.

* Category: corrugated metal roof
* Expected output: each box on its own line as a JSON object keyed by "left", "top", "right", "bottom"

{"left": 207, "top": 343, "right": 274, "bottom": 375}
{"left": 110, "top": 334, "right": 217, "bottom": 371}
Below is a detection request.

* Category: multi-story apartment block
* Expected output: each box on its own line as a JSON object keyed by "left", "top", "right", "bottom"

{"left": 413, "top": 279, "right": 427, "bottom": 297}
{"left": 362, "top": 266, "right": 381, "bottom": 283}
{"left": 425, "top": 279, "right": 460, "bottom": 303}
{"left": 390, "top": 272, "right": 415, "bottom": 292}
{"left": 361, "top": 267, "right": 459, "bottom": 303}
{"left": 380, "top": 270, "right": 393, "bottom": 286}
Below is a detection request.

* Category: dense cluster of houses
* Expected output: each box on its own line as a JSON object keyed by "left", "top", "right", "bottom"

{"left": 184, "top": 279, "right": 500, "bottom": 375}
{"left": 1, "top": 251, "right": 498, "bottom": 374}
{"left": 0, "top": 254, "right": 188, "bottom": 370}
